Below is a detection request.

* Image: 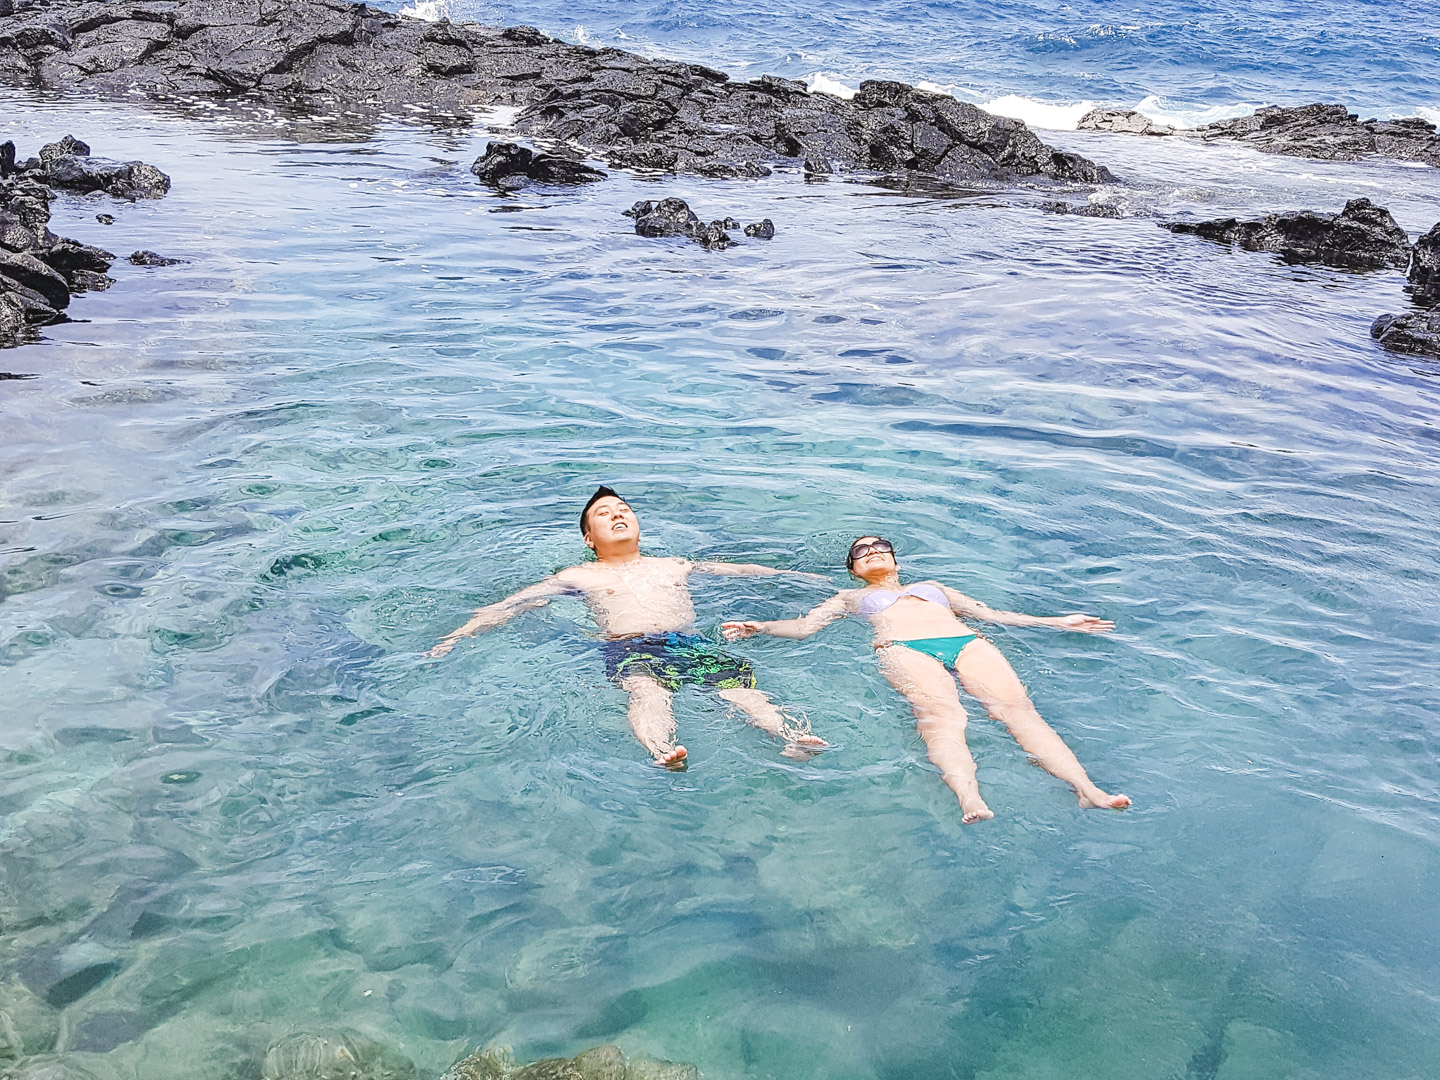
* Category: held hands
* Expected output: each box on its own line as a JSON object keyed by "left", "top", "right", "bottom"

{"left": 720, "top": 620, "right": 764, "bottom": 642}
{"left": 1054, "top": 614, "right": 1115, "bottom": 633}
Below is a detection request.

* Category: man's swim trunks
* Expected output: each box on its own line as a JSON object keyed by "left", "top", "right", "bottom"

{"left": 602, "top": 633, "right": 757, "bottom": 692}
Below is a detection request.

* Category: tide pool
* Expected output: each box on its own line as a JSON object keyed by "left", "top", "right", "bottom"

{"left": 2, "top": 90, "right": 1439, "bottom": 1079}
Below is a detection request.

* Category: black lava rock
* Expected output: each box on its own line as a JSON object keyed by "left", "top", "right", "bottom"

{"left": 1163, "top": 198, "right": 1411, "bottom": 271}
{"left": 632, "top": 198, "right": 701, "bottom": 238}
{"left": 1371, "top": 309, "right": 1440, "bottom": 359}
{"left": 1, "top": 0, "right": 1113, "bottom": 186}
{"left": 128, "top": 250, "right": 183, "bottom": 266}
{"left": 743, "top": 219, "right": 775, "bottom": 238}
{"left": 43, "top": 155, "right": 171, "bottom": 200}
{"left": 1041, "top": 201, "right": 1123, "bottom": 218}
{"left": 1193, "top": 104, "right": 1440, "bottom": 167}
{"left": 1408, "top": 223, "right": 1440, "bottom": 306}
{"left": 470, "top": 141, "right": 606, "bottom": 189}
{"left": 96, "top": 213, "right": 113, "bottom": 224}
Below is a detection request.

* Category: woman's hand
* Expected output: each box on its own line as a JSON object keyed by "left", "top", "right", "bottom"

{"left": 1054, "top": 614, "right": 1115, "bottom": 633}
{"left": 720, "top": 620, "right": 765, "bottom": 642}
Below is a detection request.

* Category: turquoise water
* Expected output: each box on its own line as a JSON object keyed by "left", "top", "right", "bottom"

{"left": 4, "top": 92, "right": 1440, "bottom": 1078}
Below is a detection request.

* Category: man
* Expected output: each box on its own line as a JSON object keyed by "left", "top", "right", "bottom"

{"left": 428, "top": 487, "right": 828, "bottom": 768}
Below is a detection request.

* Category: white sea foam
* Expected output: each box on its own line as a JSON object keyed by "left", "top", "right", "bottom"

{"left": 977, "top": 95, "right": 1097, "bottom": 131}
{"left": 477, "top": 104, "right": 520, "bottom": 128}
{"left": 1131, "top": 95, "right": 1267, "bottom": 130}
{"left": 572, "top": 25, "right": 595, "bottom": 45}
{"left": 805, "top": 72, "right": 857, "bottom": 100}
{"left": 398, "top": 0, "right": 452, "bottom": 21}
{"left": 1415, "top": 106, "right": 1440, "bottom": 126}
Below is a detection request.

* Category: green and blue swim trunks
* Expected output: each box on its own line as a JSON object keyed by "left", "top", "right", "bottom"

{"left": 602, "top": 632, "right": 757, "bottom": 692}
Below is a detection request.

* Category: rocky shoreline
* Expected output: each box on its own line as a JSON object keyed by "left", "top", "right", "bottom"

{"left": 0, "top": 0, "right": 1110, "bottom": 186}
{"left": 0, "top": 133, "right": 170, "bottom": 350}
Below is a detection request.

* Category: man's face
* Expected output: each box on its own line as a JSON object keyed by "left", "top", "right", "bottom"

{"left": 585, "top": 496, "right": 639, "bottom": 549}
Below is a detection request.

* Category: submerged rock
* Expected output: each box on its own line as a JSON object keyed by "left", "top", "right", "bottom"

{"left": 1163, "top": 198, "right": 1411, "bottom": 271}
{"left": 1371, "top": 309, "right": 1440, "bottom": 359}
{"left": 625, "top": 198, "right": 751, "bottom": 249}
{"left": 743, "top": 219, "right": 774, "bottom": 239}
{"left": 1040, "top": 200, "right": 1123, "bottom": 219}
{"left": 470, "top": 142, "right": 606, "bottom": 189}
{"left": 1408, "top": 223, "right": 1440, "bottom": 306}
{"left": 261, "top": 1030, "right": 416, "bottom": 1080}
{"left": 1192, "top": 104, "right": 1440, "bottom": 167}
{"left": 0, "top": 0, "right": 1113, "bottom": 187}
{"left": 442, "top": 1044, "right": 695, "bottom": 1080}
{"left": 127, "top": 250, "right": 182, "bottom": 267}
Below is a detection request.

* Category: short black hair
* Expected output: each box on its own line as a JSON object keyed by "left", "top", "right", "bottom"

{"left": 581, "top": 486, "right": 623, "bottom": 535}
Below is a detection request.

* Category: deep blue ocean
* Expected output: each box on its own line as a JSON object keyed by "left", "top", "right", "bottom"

{"left": 3, "top": 1, "right": 1439, "bottom": 1079}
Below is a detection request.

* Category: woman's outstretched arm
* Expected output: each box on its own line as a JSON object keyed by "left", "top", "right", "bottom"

{"left": 936, "top": 584, "right": 1114, "bottom": 632}
{"left": 721, "top": 592, "right": 853, "bottom": 642}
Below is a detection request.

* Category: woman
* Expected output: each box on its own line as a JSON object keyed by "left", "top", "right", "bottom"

{"left": 721, "top": 537, "right": 1130, "bottom": 823}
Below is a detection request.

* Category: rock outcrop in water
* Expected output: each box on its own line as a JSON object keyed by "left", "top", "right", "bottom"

{"left": 1, "top": 134, "right": 173, "bottom": 348}
{"left": 1192, "top": 105, "right": 1440, "bottom": 167}
{"left": 1163, "top": 198, "right": 1411, "bottom": 271}
{"left": 623, "top": 198, "right": 772, "bottom": 250}
{"left": 1370, "top": 309, "right": 1440, "bottom": 359}
{"left": 1407, "top": 223, "right": 1440, "bottom": 306}
{"left": 442, "top": 1043, "right": 696, "bottom": 1080}
{"left": 1078, "top": 103, "right": 1440, "bottom": 169}
{"left": 0, "top": 0, "right": 1113, "bottom": 187}
{"left": 471, "top": 141, "right": 606, "bottom": 190}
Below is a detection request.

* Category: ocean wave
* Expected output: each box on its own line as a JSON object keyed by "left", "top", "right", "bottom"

{"left": 805, "top": 72, "right": 858, "bottom": 100}
{"left": 978, "top": 94, "right": 1098, "bottom": 131}
{"left": 398, "top": 0, "right": 451, "bottom": 20}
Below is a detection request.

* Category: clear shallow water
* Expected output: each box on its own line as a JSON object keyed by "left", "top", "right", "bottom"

{"left": 3, "top": 90, "right": 1440, "bottom": 1079}
{"left": 385, "top": 0, "right": 1440, "bottom": 125}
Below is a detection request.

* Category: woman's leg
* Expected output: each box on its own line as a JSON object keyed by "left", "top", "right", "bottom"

{"left": 878, "top": 646, "right": 993, "bottom": 823}
{"left": 953, "top": 639, "right": 1129, "bottom": 809}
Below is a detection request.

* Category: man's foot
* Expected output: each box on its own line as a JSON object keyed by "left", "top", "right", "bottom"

{"left": 1077, "top": 785, "right": 1130, "bottom": 810}
{"left": 780, "top": 733, "right": 830, "bottom": 761}
{"left": 652, "top": 745, "right": 688, "bottom": 770}
{"left": 959, "top": 792, "right": 995, "bottom": 825}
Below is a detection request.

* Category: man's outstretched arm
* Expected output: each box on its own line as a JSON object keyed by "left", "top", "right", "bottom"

{"left": 427, "top": 577, "right": 573, "bottom": 658}
{"left": 692, "top": 560, "right": 831, "bottom": 585}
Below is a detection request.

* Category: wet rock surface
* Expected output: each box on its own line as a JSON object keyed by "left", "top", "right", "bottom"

{"left": 1371, "top": 308, "right": 1440, "bottom": 360}
{"left": 1163, "top": 198, "right": 1412, "bottom": 271}
{"left": 1077, "top": 109, "right": 1174, "bottom": 137}
{"left": 624, "top": 198, "right": 768, "bottom": 250}
{"left": 127, "top": 250, "right": 182, "bottom": 266}
{"left": 1407, "top": 223, "right": 1440, "bottom": 306}
{"left": 0, "top": 0, "right": 1112, "bottom": 187}
{"left": 1191, "top": 104, "right": 1440, "bottom": 167}
{"left": 442, "top": 1044, "right": 696, "bottom": 1080}
{"left": 471, "top": 141, "right": 606, "bottom": 189}
{"left": 0, "top": 134, "right": 169, "bottom": 348}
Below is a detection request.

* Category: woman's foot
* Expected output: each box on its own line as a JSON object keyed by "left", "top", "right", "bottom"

{"left": 959, "top": 791, "right": 995, "bottom": 824}
{"left": 1077, "top": 785, "right": 1130, "bottom": 810}
{"left": 781, "top": 733, "right": 830, "bottom": 760}
{"left": 652, "top": 745, "right": 688, "bottom": 770}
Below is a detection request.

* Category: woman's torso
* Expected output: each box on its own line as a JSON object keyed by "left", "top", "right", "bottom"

{"left": 856, "top": 582, "right": 973, "bottom": 640}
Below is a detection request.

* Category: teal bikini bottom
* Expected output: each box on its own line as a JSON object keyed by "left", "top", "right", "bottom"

{"left": 894, "top": 633, "right": 979, "bottom": 667}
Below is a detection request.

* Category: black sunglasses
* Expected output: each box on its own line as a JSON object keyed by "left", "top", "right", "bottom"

{"left": 848, "top": 538, "right": 894, "bottom": 564}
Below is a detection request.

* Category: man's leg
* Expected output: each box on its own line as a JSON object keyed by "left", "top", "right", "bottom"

{"left": 620, "top": 673, "right": 687, "bottom": 768}
{"left": 953, "top": 639, "right": 1129, "bottom": 810}
{"left": 716, "top": 686, "right": 829, "bottom": 760}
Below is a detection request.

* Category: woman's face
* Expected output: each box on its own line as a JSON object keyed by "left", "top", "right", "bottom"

{"left": 848, "top": 536, "right": 897, "bottom": 582}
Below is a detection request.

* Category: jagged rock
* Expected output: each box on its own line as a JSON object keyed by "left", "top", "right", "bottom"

{"left": 1193, "top": 104, "right": 1440, "bottom": 167}
{"left": 42, "top": 156, "right": 170, "bottom": 200}
{"left": 0, "top": 290, "right": 24, "bottom": 346}
{"left": 0, "top": 0, "right": 1112, "bottom": 186}
{"left": 441, "top": 1045, "right": 695, "bottom": 1080}
{"left": 1408, "top": 223, "right": 1440, "bottom": 305}
{"left": 42, "top": 238, "right": 114, "bottom": 275}
{"left": 1041, "top": 200, "right": 1123, "bottom": 218}
{"left": 1077, "top": 109, "right": 1173, "bottom": 136}
{"left": 630, "top": 198, "right": 701, "bottom": 238}
{"left": 1163, "top": 198, "right": 1411, "bottom": 270}
{"left": 94, "top": 213, "right": 112, "bottom": 224}
{"left": 696, "top": 221, "right": 730, "bottom": 249}
{"left": 0, "top": 249, "right": 69, "bottom": 308}
{"left": 38, "top": 134, "right": 88, "bottom": 162}
{"left": 67, "top": 269, "right": 111, "bottom": 291}
{"left": 128, "top": 250, "right": 182, "bottom": 266}
{"left": 1371, "top": 309, "right": 1440, "bottom": 359}
{"left": 743, "top": 218, "right": 775, "bottom": 238}
{"left": 470, "top": 142, "right": 606, "bottom": 189}
{"left": 0, "top": 140, "right": 15, "bottom": 176}
{"left": 261, "top": 1030, "right": 416, "bottom": 1080}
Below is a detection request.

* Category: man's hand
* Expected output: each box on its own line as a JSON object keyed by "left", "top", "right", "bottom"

{"left": 1054, "top": 614, "right": 1115, "bottom": 633}
{"left": 426, "top": 640, "right": 458, "bottom": 659}
{"left": 720, "top": 620, "right": 764, "bottom": 642}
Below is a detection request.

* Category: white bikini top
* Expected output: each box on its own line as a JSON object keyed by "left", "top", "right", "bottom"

{"left": 858, "top": 582, "right": 949, "bottom": 617}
